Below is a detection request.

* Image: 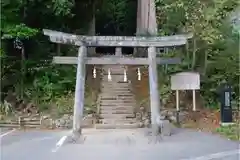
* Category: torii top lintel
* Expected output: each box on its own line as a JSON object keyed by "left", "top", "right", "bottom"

{"left": 43, "top": 29, "right": 193, "bottom": 47}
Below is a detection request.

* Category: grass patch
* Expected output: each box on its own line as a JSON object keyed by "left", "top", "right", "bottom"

{"left": 215, "top": 124, "right": 240, "bottom": 141}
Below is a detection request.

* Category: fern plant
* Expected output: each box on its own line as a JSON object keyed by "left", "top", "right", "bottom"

{"left": 0, "top": 100, "right": 13, "bottom": 115}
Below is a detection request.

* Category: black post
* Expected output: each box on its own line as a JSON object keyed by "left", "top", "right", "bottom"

{"left": 220, "top": 84, "right": 233, "bottom": 124}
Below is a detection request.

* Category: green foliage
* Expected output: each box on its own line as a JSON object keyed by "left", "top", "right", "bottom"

{"left": 155, "top": 0, "right": 239, "bottom": 108}
{"left": 1, "top": 24, "right": 38, "bottom": 39}
{"left": 97, "top": 0, "right": 136, "bottom": 35}
{"left": 0, "top": 101, "right": 13, "bottom": 115}
{"left": 1, "top": 0, "right": 39, "bottom": 39}
{"left": 24, "top": 63, "right": 76, "bottom": 103}
{"left": 216, "top": 124, "right": 240, "bottom": 141}
{"left": 0, "top": 49, "right": 5, "bottom": 56}
{"left": 52, "top": 0, "right": 75, "bottom": 16}
{"left": 55, "top": 92, "right": 74, "bottom": 115}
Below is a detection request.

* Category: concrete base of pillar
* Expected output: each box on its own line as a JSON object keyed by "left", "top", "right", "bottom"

{"left": 54, "top": 129, "right": 84, "bottom": 150}
{"left": 66, "top": 129, "right": 86, "bottom": 144}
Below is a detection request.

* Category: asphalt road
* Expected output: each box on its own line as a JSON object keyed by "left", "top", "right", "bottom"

{"left": 0, "top": 128, "right": 239, "bottom": 160}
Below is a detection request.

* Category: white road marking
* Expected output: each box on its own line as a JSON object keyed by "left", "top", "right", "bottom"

{"left": 182, "top": 149, "right": 240, "bottom": 160}
{"left": 56, "top": 135, "right": 68, "bottom": 147}
{"left": 0, "top": 129, "right": 16, "bottom": 138}
{"left": 52, "top": 135, "right": 68, "bottom": 153}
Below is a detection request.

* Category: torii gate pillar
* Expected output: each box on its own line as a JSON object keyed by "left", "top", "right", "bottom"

{"left": 148, "top": 46, "right": 161, "bottom": 133}
{"left": 72, "top": 46, "right": 86, "bottom": 135}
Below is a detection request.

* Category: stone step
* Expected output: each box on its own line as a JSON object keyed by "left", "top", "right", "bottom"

{"left": 102, "top": 73, "right": 129, "bottom": 76}
{"left": 100, "top": 110, "right": 134, "bottom": 114}
{"left": 99, "top": 119, "right": 137, "bottom": 124}
{"left": 99, "top": 95, "right": 134, "bottom": 98}
{"left": 99, "top": 113, "right": 135, "bottom": 119}
{"left": 100, "top": 91, "right": 132, "bottom": 93}
{"left": 101, "top": 82, "right": 129, "bottom": 85}
{"left": 100, "top": 90, "right": 132, "bottom": 93}
{"left": 100, "top": 98, "right": 135, "bottom": 101}
{"left": 102, "top": 72, "right": 126, "bottom": 75}
{"left": 100, "top": 104, "right": 135, "bottom": 107}
{"left": 99, "top": 94, "right": 135, "bottom": 99}
{"left": 100, "top": 99, "right": 135, "bottom": 103}
{"left": 102, "top": 70, "right": 126, "bottom": 72}
{"left": 101, "top": 69, "right": 127, "bottom": 73}
{"left": 102, "top": 78, "right": 130, "bottom": 82}
{"left": 102, "top": 67, "right": 126, "bottom": 69}
{"left": 101, "top": 85, "right": 130, "bottom": 88}
{"left": 117, "top": 94, "right": 134, "bottom": 97}
{"left": 101, "top": 85, "right": 130, "bottom": 87}
{"left": 100, "top": 99, "right": 135, "bottom": 102}
{"left": 102, "top": 78, "right": 127, "bottom": 80}
{"left": 99, "top": 94, "right": 134, "bottom": 97}
{"left": 100, "top": 90, "right": 132, "bottom": 94}
{"left": 101, "top": 78, "right": 129, "bottom": 80}
{"left": 100, "top": 103, "right": 135, "bottom": 107}
{"left": 101, "top": 87, "right": 131, "bottom": 90}
{"left": 102, "top": 79, "right": 129, "bottom": 82}
{"left": 101, "top": 85, "right": 131, "bottom": 91}
{"left": 100, "top": 109, "right": 134, "bottom": 113}
{"left": 101, "top": 74, "right": 124, "bottom": 78}
{"left": 100, "top": 105, "right": 134, "bottom": 110}
{"left": 101, "top": 82, "right": 130, "bottom": 85}
{"left": 100, "top": 93, "right": 133, "bottom": 96}
{"left": 108, "top": 69, "right": 129, "bottom": 71}
{"left": 95, "top": 123, "right": 140, "bottom": 129}
{"left": 116, "top": 81, "right": 130, "bottom": 84}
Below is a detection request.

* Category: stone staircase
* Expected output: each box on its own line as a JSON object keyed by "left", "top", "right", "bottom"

{"left": 95, "top": 65, "right": 141, "bottom": 129}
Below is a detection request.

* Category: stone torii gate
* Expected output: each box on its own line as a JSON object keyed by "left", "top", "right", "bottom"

{"left": 43, "top": 29, "right": 192, "bottom": 138}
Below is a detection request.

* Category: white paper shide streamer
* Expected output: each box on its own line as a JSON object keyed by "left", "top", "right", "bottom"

{"left": 93, "top": 66, "right": 96, "bottom": 78}
{"left": 108, "top": 68, "right": 112, "bottom": 81}
{"left": 123, "top": 68, "right": 127, "bottom": 82}
{"left": 137, "top": 68, "right": 141, "bottom": 81}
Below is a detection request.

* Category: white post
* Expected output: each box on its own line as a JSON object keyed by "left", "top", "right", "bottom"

{"left": 137, "top": 68, "right": 141, "bottom": 81}
{"left": 176, "top": 90, "right": 179, "bottom": 111}
{"left": 108, "top": 68, "right": 112, "bottom": 81}
{"left": 73, "top": 46, "right": 86, "bottom": 135}
{"left": 193, "top": 89, "right": 196, "bottom": 111}
{"left": 123, "top": 68, "right": 127, "bottom": 82}
{"left": 93, "top": 66, "right": 96, "bottom": 78}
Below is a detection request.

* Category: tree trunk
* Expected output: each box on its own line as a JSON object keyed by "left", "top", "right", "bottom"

{"left": 203, "top": 50, "right": 208, "bottom": 75}
{"left": 88, "top": 2, "right": 96, "bottom": 56}
{"left": 20, "top": 47, "right": 25, "bottom": 99}
{"left": 135, "top": 0, "right": 158, "bottom": 56}
{"left": 192, "top": 38, "right": 197, "bottom": 70}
